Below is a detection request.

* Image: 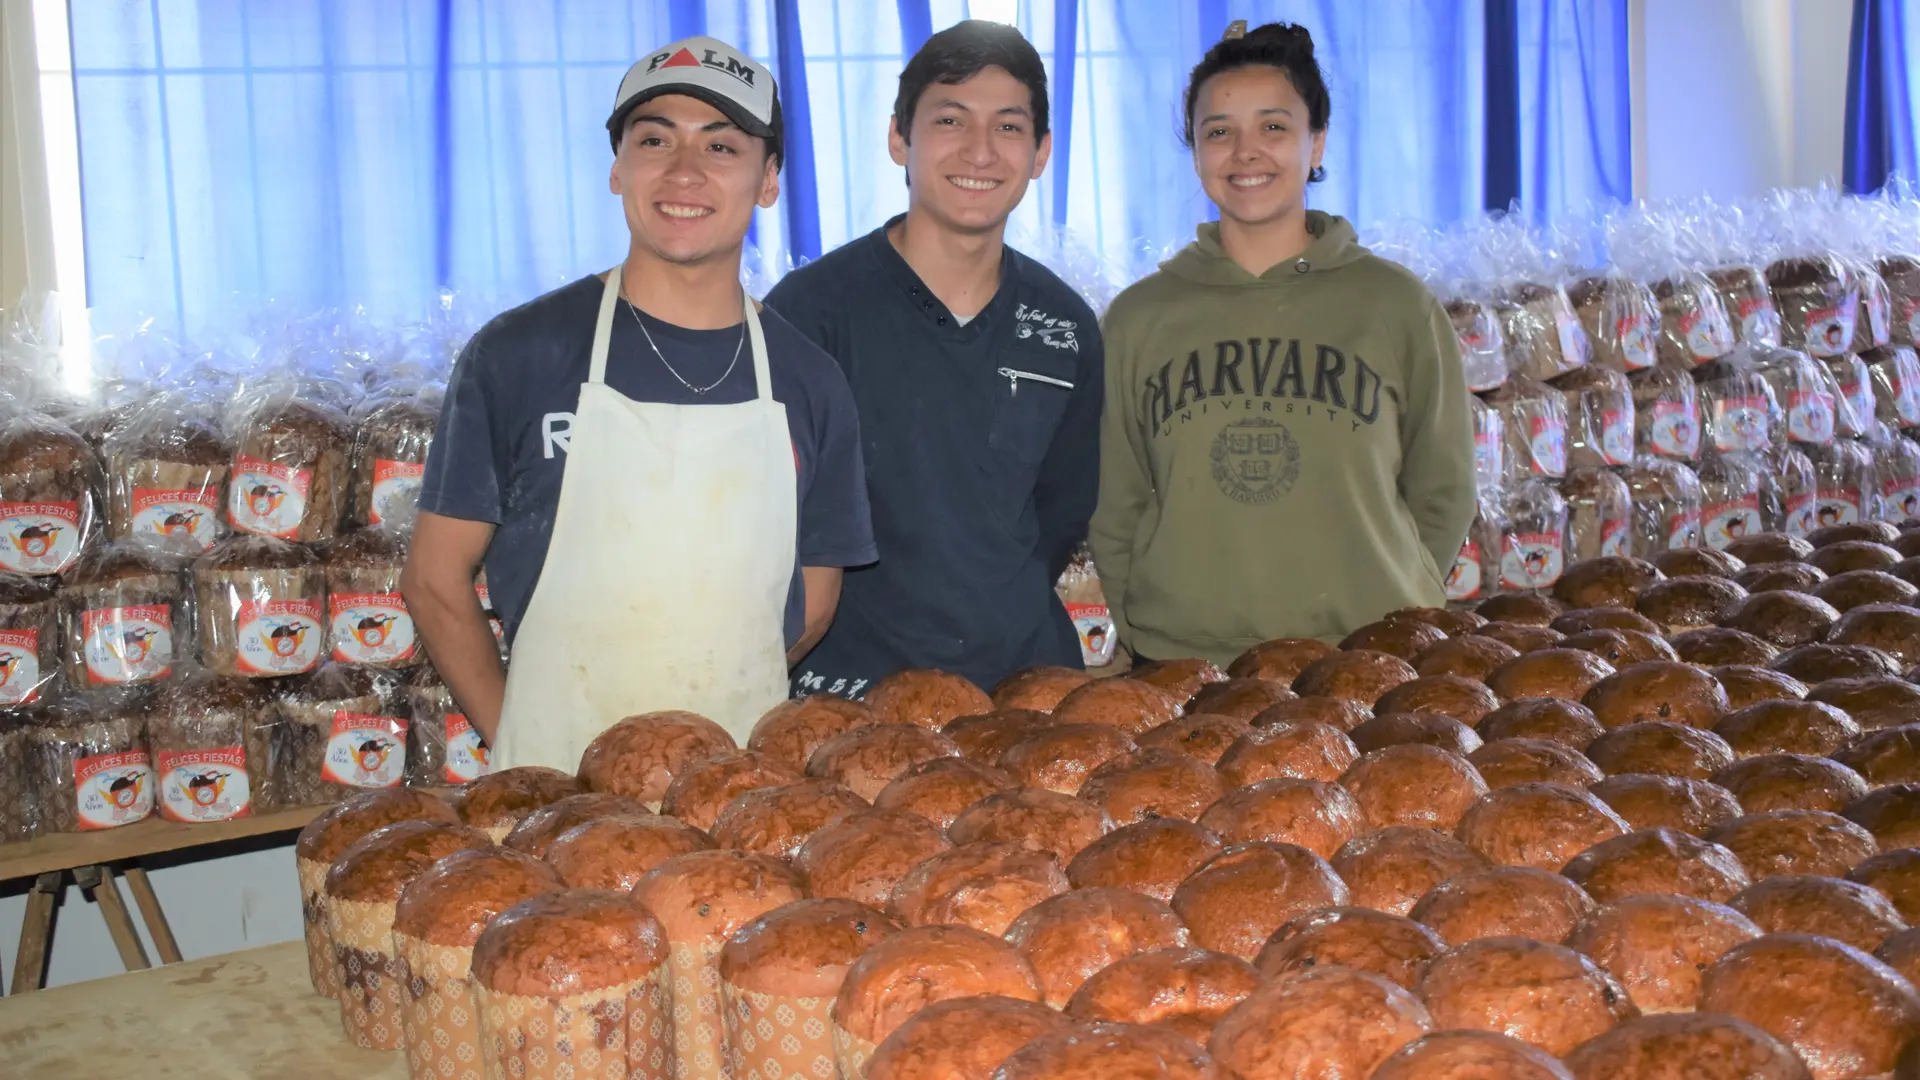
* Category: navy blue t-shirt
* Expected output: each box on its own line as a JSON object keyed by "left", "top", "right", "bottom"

{"left": 417, "top": 275, "right": 877, "bottom": 648}
{"left": 765, "top": 221, "right": 1104, "bottom": 697}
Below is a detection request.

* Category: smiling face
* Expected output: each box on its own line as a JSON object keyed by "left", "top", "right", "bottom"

{"left": 891, "top": 65, "right": 1050, "bottom": 237}
{"left": 611, "top": 93, "right": 780, "bottom": 268}
{"left": 1190, "top": 65, "right": 1324, "bottom": 232}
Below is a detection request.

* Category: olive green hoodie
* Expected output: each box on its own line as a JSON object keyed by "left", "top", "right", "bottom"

{"left": 1090, "top": 212, "right": 1476, "bottom": 668}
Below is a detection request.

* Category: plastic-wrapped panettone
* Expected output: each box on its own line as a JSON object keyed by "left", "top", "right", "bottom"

{"left": 453, "top": 766, "right": 581, "bottom": 842}
{"left": 830, "top": 924, "right": 1041, "bottom": 1078}
{"left": 1694, "top": 356, "right": 1779, "bottom": 456}
{"left": 1810, "top": 437, "right": 1879, "bottom": 529}
{"left": 321, "top": 527, "right": 416, "bottom": 669}
{"left": 1209, "top": 966, "right": 1433, "bottom": 1080}
{"left": 1571, "top": 274, "right": 1660, "bottom": 374}
{"left": 1698, "top": 933, "right": 1920, "bottom": 1080}
{"left": 1561, "top": 467, "right": 1632, "bottom": 562}
{"left": 1871, "top": 427, "right": 1920, "bottom": 521}
{"left": 1496, "top": 282, "right": 1590, "bottom": 380}
{"left": 1469, "top": 395, "right": 1504, "bottom": 490}
{"left": 1448, "top": 298, "right": 1510, "bottom": 392}
{"left": 1751, "top": 344, "right": 1846, "bottom": 446}
{"left": 59, "top": 543, "right": 187, "bottom": 688}
{"left": 1861, "top": 345, "right": 1920, "bottom": 430}
{"left": 0, "top": 412, "right": 102, "bottom": 577}
{"left": 718, "top": 899, "right": 903, "bottom": 1080}
{"left": 1624, "top": 456, "right": 1705, "bottom": 553}
{"left": 28, "top": 689, "right": 153, "bottom": 833}
{"left": 0, "top": 572, "right": 60, "bottom": 705}
{"left": 1765, "top": 443, "right": 1822, "bottom": 535}
{"left": 1553, "top": 365, "right": 1636, "bottom": 468}
{"left": 1653, "top": 273, "right": 1738, "bottom": 368}
{"left": 576, "top": 709, "right": 735, "bottom": 810}
{"left": 1697, "top": 451, "right": 1770, "bottom": 550}
{"left": 192, "top": 535, "right": 324, "bottom": 678}
{"left": 1486, "top": 377, "right": 1569, "bottom": 481}
{"left": 1416, "top": 938, "right": 1635, "bottom": 1056}
{"left": 146, "top": 673, "right": 270, "bottom": 823}
{"left": 1630, "top": 365, "right": 1703, "bottom": 461}
{"left": 404, "top": 663, "right": 485, "bottom": 788}
{"left": 1497, "top": 479, "right": 1569, "bottom": 591}
{"left": 470, "top": 890, "right": 673, "bottom": 1080}
{"left": 1712, "top": 265, "right": 1785, "bottom": 347}
{"left": 226, "top": 395, "right": 350, "bottom": 542}
{"left": 1063, "top": 946, "right": 1261, "bottom": 1043}
{"left": 1768, "top": 255, "right": 1859, "bottom": 358}
{"left": 102, "top": 401, "right": 228, "bottom": 554}
{"left": 1827, "top": 354, "right": 1879, "bottom": 439}
{"left": 1445, "top": 497, "right": 1504, "bottom": 606}
{"left": 255, "top": 662, "right": 406, "bottom": 810}
{"left": 349, "top": 388, "right": 438, "bottom": 529}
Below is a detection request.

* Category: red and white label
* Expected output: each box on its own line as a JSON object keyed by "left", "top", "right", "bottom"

{"left": 82, "top": 605, "right": 174, "bottom": 684}
{"left": 1556, "top": 313, "right": 1587, "bottom": 367}
{"left": 1528, "top": 415, "right": 1567, "bottom": 476}
{"left": 321, "top": 712, "right": 407, "bottom": 788}
{"left": 1738, "top": 296, "right": 1780, "bottom": 344}
{"left": 1681, "top": 307, "right": 1733, "bottom": 359}
{"left": 75, "top": 750, "right": 154, "bottom": 830}
{"left": 1615, "top": 315, "right": 1655, "bottom": 370}
{"left": 1806, "top": 298, "right": 1857, "bottom": 358}
{"left": 1650, "top": 400, "right": 1700, "bottom": 458}
{"left": 1785, "top": 493, "right": 1817, "bottom": 537}
{"left": 1883, "top": 478, "right": 1920, "bottom": 523}
{"left": 1704, "top": 498, "right": 1764, "bottom": 550}
{"left": 369, "top": 459, "right": 425, "bottom": 526}
{"left": 1890, "top": 359, "right": 1920, "bottom": 427}
{"left": 1446, "top": 541, "right": 1483, "bottom": 601}
{"left": 1841, "top": 373, "right": 1876, "bottom": 436}
{"left": 1065, "top": 601, "right": 1116, "bottom": 667}
{"left": 228, "top": 457, "right": 312, "bottom": 539}
{"left": 1667, "top": 510, "right": 1703, "bottom": 550}
{"left": 1710, "top": 395, "right": 1771, "bottom": 453}
{"left": 329, "top": 592, "right": 416, "bottom": 665}
{"left": 157, "top": 747, "right": 251, "bottom": 822}
{"left": 1868, "top": 286, "right": 1892, "bottom": 346}
{"left": 131, "top": 488, "right": 221, "bottom": 552}
{"left": 1599, "top": 408, "right": 1634, "bottom": 465}
{"left": 234, "top": 598, "right": 324, "bottom": 675}
{"left": 443, "top": 715, "right": 490, "bottom": 784}
{"left": 1815, "top": 494, "right": 1862, "bottom": 528}
{"left": 0, "top": 628, "right": 40, "bottom": 705}
{"left": 0, "top": 501, "right": 81, "bottom": 575}
{"left": 1787, "top": 389, "right": 1836, "bottom": 444}
{"left": 1501, "top": 532, "right": 1565, "bottom": 590}
{"left": 1473, "top": 430, "right": 1502, "bottom": 484}
{"left": 1600, "top": 520, "right": 1629, "bottom": 558}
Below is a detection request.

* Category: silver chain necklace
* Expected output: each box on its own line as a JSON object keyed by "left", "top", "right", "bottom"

{"left": 623, "top": 292, "right": 744, "bottom": 395}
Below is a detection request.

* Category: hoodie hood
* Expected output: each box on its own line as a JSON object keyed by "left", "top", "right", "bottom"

{"left": 1164, "top": 210, "right": 1368, "bottom": 288}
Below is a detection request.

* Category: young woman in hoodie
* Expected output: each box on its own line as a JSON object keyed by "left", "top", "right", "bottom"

{"left": 1088, "top": 22, "right": 1476, "bottom": 669}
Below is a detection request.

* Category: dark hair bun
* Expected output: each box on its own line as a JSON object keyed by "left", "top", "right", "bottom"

{"left": 1183, "top": 21, "right": 1331, "bottom": 163}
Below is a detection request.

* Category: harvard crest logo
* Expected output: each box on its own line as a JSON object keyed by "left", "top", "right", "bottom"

{"left": 1210, "top": 418, "right": 1300, "bottom": 506}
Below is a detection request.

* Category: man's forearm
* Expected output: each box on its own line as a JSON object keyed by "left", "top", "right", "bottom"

{"left": 408, "top": 584, "right": 508, "bottom": 745}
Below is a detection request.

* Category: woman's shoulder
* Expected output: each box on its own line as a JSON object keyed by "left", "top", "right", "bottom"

{"left": 1104, "top": 268, "right": 1194, "bottom": 331}
{"left": 1345, "top": 249, "right": 1443, "bottom": 313}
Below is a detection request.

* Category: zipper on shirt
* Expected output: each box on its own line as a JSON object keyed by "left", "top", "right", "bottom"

{"left": 997, "top": 367, "right": 1076, "bottom": 396}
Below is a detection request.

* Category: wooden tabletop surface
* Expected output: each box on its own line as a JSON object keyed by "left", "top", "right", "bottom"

{"left": 0, "top": 940, "right": 408, "bottom": 1078}
{"left": 0, "top": 805, "right": 328, "bottom": 883}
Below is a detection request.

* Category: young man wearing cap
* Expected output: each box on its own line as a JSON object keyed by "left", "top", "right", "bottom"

{"left": 765, "top": 21, "right": 1102, "bottom": 698}
{"left": 402, "top": 37, "right": 875, "bottom": 771}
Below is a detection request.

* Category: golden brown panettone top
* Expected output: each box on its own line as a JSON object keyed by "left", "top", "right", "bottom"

{"left": 748, "top": 695, "right": 877, "bottom": 773}
{"left": 1454, "top": 782, "right": 1630, "bottom": 870}
{"left": 1128, "top": 658, "right": 1229, "bottom": 704}
{"left": 1852, "top": 849, "right": 1920, "bottom": 922}
{"left": 1583, "top": 661, "right": 1731, "bottom": 730}
{"left": 1372, "top": 1031, "right": 1574, "bottom": 1080}
{"left": 454, "top": 766, "right": 582, "bottom": 834}
{"left": 1637, "top": 576, "right": 1751, "bottom": 632}
{"left": 1710, "top": 665, "right": 1809, "bottom": 711}
{"left": 1415, "top": 634, "right": 1522, "bottom": 680}
{"left": 1185, "top": 678, "right": 1295, "bottom": 722}
{"left": 991, "top": 1023, "right": 1219, "bottom": 1080}
{"left": 1475, "top": 698, "right": 1605, "bottom": 748}
{"left": 1714, "top": 700, "right": 1859, "bottom": 758}
{"left": 1586, "top": 721, "right": 1736, "bottom": 779}
{"left": 1562, "top": 1013, "right": 1812, "bottom": 1080}
{"left": 1137, "top": 713, "right": 1252, "bottom": 765}
{"left": 542, "top": 813, "right": 713, "bottom": 892}
{"left": 1248, "top": 696, "right": 1373, "bottom": 732}
{"left": 1227, "top": 637, "right": 1335, "bottom": 684}
{"left": 1477, "top": 592, "right": 1565, "bottom": 626}
{"left": 718, "top": 897, "right": 902, "bottom": 998}
{"left": 1330, "top": 825, "right": 1492, "bottom": 917}
{"left": 1562, "top": 894, "right": 1762, "bottom": 1014}
{"left": 941, "top": 710, "right": 1051, "bottom": 766}
{"left": 1066, "top": 818, "right": 1225, "bottom": 902}
{"left": 1002, "top": 887, "right": 1192, "bottom": 1009}
{"left": 806, "top": 724, "right": 961, "bottom": 801}
{"left": 888, "top": 841, "right": 1069, "bottom": 935}
{"left": 1834, "top": 724, "right": 1920, "bottom": 786}
{"left": 1843, "top": 782, "right": 1920, "bottom": 849}
{"left": 863, "top": 668, "right": 992, "bottom": 729}
{"left": 1409, "top": 866, "right": 1598, "bottom": 944}
{"left": 1340, "top": 619, "right": 1448, "bottom": 661}
{"left": 469, "top": 888, "right": 667, "bottom": 997}
{"left": 1339, "top": 744, "right": 1489, "bottom": 831}
{"left": 1561, "top": 827, "right": 1752, "bottom": 903}
{"left": 659, "top": 749, "right": 801, "bottom": 831}
{"left": 1373, "top": 675, "right": 1501, "bottom": 726}
{"left": 1553, "top": 556, "right": 1665, "bottom": 610}
{"left": 1710, "top": 810, "right": 1880, "bottom": 880}
{"left": 1473, "top": 622, "right": 1568, "bottom": 653}
{"left": 1589, "top": 774, "right": 1744, "bottom": 835}
{"left": 1196, "top": 777, "right": 1363, "bottom": 859}
{"left": 1416, "top": 937, "right": 1637, "bottom": 1057}
{"left": 1773, "top": 641, "right": 1905, "bottom": 684}
{"left": 1727, "top": 532, "right": 1817, "bottom": 564}
{"left": 1388, "top": 606, "right": 1487, "bottom": 634}
{"left": 990, "top": 666, "right": 1093, "bottom": 712}
{"left": 1815, "top": 568, "right": 1919, "bottom": 611}
{"left": 392, "top": 846, "right": 566, "bottom": 947}
{"left": 994, "top": 723, "right": 1137, "bottom": 794}
{"left": 946, "top": 786, "right": 1114, "bottom": 865}
{"left": 1809, "top": 675, "right": 1920, "bottom": 730}
{"left": 500, "top": 792, "right": 649, "bottom": 858}
{"left": 1255, "top": 906, "right": 1444, "bottom": 990}
{"left": 1650, "top": 546, "right": 1745, "bottom": 579}
{"left": 1051, "top": 678, "right": 1185, "bottom": 734}
{"left": 576, "top": 710, "right": 735, "bottom": 807}
{"left": 1077, "top": 749, "right": 1226, "bottom": 825}
{"left": 1470, "top": 738, "right": 1604, "bottom": 789}
{"left": 1878, "top": 925, "right": 1920, "bottom": 985}
{"left": 1170, "top": 842, "right": 1348, "bottom": 960}
{"left": 1208, "top": 965, "right": 1433, "bottom": 1080}
{"left": 1808, "top": 539, "right": 1903, "bottom": 576}
{"left": 1349, "top": 711, "right": 1483, "bottom": 756}
{"left": 1561, "top": 629, "right": 1680, "bottom": 669}
{"left": 709, "top": 778, "right": 869, "bottom": 858}
{"left": 1712, "top": 753, "right": 1869, "bottom": 814}
{"left": 864, "top": 994, "right": 1071, "bottom": 1080}
{"left": 1215, "top": 721, "right": 1360, "bottom": 788}
{"left": 1730, "top": 874, "right": 1907, "bottom": 952}
{"left": 1063, "top": 947, "right": 1263, "bottom": 1044}
{"left": 1485, "top": 648, "right": 1617, "bottom": 703}
{"left": 794, "top": 807, "right": 951, "bottom": 908}
{"left": 1290, "top": 649, "right": 1419, "bottom": 704}
{"left": 871, "top": 756, "right": 1013, "bottom": 829}
{"left": 1724, "top": 590, "right": 1843, "bottom": 648}
{"left": 1553, "top": 602, "right": 1666, "bottom": 636}
{"left": 295, "top": 787, "right": 461, "bottom": 864}
{"left": 831, "top": 923, "right": 1041, "bottom": 1044}
{"left": 1829, "top": 602, "right": 1920, "bottom": 665}
{"left": 1810, "top": 521, "right": 1904, "bottom": 547}
{"left": 1669, "top": 627, "right": 1780, "bottom": 667}
{"left": 1698, "top": 933, "right": 1920, "bottom": 1080}
{"left": 324, "top": 819, "right": 493, "bottom": 905}
{"left": 630, "top": 848, "right": 805, "bottom": 946}
{"left": 1737, "top": 561, "right": 1830, "bottom": 594}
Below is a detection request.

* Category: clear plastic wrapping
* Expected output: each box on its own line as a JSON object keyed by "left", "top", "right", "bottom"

{"left": 102, "top": 391, "right": 231, "bottom": 555}
{"left": 1693, "top": 355, "right": 1780, "bottom": 456}
{"left": 1625, "top": 456, "right": 1705, "bottom": 552}
{"left": 1860, "top": 345, "right": 1920, "bottom": 430}
{"left": 226, "top": 390, "right": 351, "bottom": 542}
{"left": 192, "top": 534, "right": 326, "bottom": 678}
{"left": 1550, "top": 366, "right": 1636, "bottom": 468}
{"left": 1469, "top": 395, "right": 1505, "bottom": 491}
{"left": 1810, "top": 438, "right": 1880, "bottom": 528}
{"left": 1880, "top": 255, "right": 1920, "bottom": 346}
{"left": 405, "top": 663, "right": 489, "bottom": 788}
{"left": 0, "top": 412, "right": 103, "bottom": 577}
{"left": 1851, "top": 260, "right": 1894, "bottom": 352}
{"left": 59, "top": 543, "right": 190, "bottom": 688}
{"left": 1445, "top": 495, "right": 1505, "bottom": 606}
{"left": 253, "top": 662, "right": 406, "bottom": 811}
{"left": 1767, "top": 254, "right": 1859, "bottom": 359}
{"left": 1696, "top": 451, "right": 1769, "bottom": 551}
{"left": 0, "top": 712, "right": 39, "bottom": 841}
{"left": 1872, "top": 425, "right": 1920, "bottom": 522}
{"left": 1764, "top": 443, "right": 1820, "bottom": 536}
{"left": 1825, "top": 354, "right": 1878, "bottom": 438}
{"left": 1485, "top": 376, "right": 1569, "bottom": 481}
{"left": 1746, "top": 344, "right": 1842, "bottom": 447}
{"left": 1568, "top": 274, "right": 1659, "bottom": 374}
{"left": 1496, "top": 283, "right": 1591, "bottom": 381}
{"left": 0, "top": 572, "right": 61, "bottom": 706}
{"left": 1562, "top": 466, "right": 1632, "bottom": 561}
{"left": 28, "top": 687, "right": 154, "bottom": 833}
{"left": 1056, "top": 547, "right": 1116, "bottom": 668}
{"left": 1652, "top": 274, "right": 1737, "bottom": 368}
{"left": 1629, "top": 365, "right": 1702, "bottom": 462}
{"left": 1708, "top": 265, "right": 1783, "bottom": 347}
{"left": 322, "top": 527, "right": 418, "bottom": 669}
{"left": 348, "top": 386, "right": 441, "bottom": 530}
{"left": 1446, "top": 299, "right": 1510, "bottom": 393}
{"left": 1498, "top": 478, "right": 1569, "bottom": 592}
{"left": 147, "top": 671, "right": 271, "bottom": 822}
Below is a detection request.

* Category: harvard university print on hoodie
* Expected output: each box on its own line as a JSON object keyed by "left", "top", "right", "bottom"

{"left": 1089, "top": 212, "right": 1477, "bottom": 668}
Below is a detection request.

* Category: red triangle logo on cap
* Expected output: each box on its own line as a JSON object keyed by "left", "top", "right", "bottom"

{"left": 661, "top": 48, "right": 702, "bottom": 69}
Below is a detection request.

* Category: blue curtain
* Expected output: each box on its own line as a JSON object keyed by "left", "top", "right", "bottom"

{"left": 1845, "top": 0, "right": 1918, "bottom": 194}
{"left": 67, "top": 0, "right": 1629, "bottom": 336}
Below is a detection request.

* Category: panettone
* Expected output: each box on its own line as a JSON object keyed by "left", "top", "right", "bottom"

{"left": 945, "top": 786, "right": 1114, "bottom": 865}
{"left": 1255, "top": 905, "right": 1445, "bottom": 990}
{"left": 862, "top": 668, "right": 992, "bottom": 729}
{"left": 709, "top": 778, "right": 869, "bottom": 858}
{"left": 1473, "top": 622, "right": 1568, "bottom": 653}
{"left": 1842, "top": 782, "right": 1920, "bottom": 849}
{"left": 1478, "top": 592, "right": 1566, "bottom": 626}
{"left": 1127, "top": 658, "right": 1227, "bottom": 704}
{"left": 1711, "top": 753, "right": 1869, "bottom": 814}
{"left": 794, "top": 807, "right": 950, "bottom": 908}
{"left": 392, "top": 846, "right": 565, "bottom": 948}
{"left": 1560, "top": 628, "right": 1680, "bottom": 669}
{"left": 1135, "top": 713, "right": 1251, "bottom": 765}
{"left": 1408, "top": 865, "right": 1598, "bottom": 944}
{"left": 1698, "top": 933, "right": 1920, "bottom": 1080}
{"left": 1329, "top": 825, "right": 1492, "bottom": 916}
{"left": 1553, "top": 556, "right": 1665, "bottom": 609}
{"left": 1207, "top": 966, "right": 1432, "bottom": 1079}
{"left": 1290, "top": 649, "right": 1418, "bottom": 704}
{"left": 1808, "top": 675, "right": 1920, "bottom": 729}
{"left": 1590, "top": 773, "right": 1744, "bottom": 835}
{"left": 1349, "top": 711, "right": 1483, "bottom": 756}
{"left": 1713, "top": 700, "right": 1859, "bottom": 758}
{"left": 576, "top": 710, "right": 735, "bottom": 809}
{"left": 1565, "top": 1014, "right": 1816, "bottom": 1080}
{"left": 863, "top": 994, "right": 1070, "bottom": 1080}
{"left": 831, "top": 924, "right": 1041, "bottom": 1051}
{"left": 1214, "top": 721, "right": 1360, "bottom": 787}
{"left": 1453, "top": 782, "right": 1630, "bottom": 870}
{"left": 1711, "top": 665, "right": 1810, "bottom": 711}
{"left": 1340, "top": 619, "right": 1448, "bottom": 661}
{"left": 542, "top": 813, "right": 713, "bottom": 891}
{"left": 1736, "top": 561, "right": 1829, "bottom": 594}
{"left": 1249, "top": 696, "right": 1374, "bottom": 732}
{"left": 1386, "top": 605, "right": 1488, "bottom": 635}
{"left": 749, "top": 695, "right": 877, "bottom": 773}
{"left": 1415, "top": 937, "right": 1635, "bottom": 1056}
{"left": 1552, "top": 606, "right": 1665, "bottom": 634}
{"left": 1730, "top": 874, "right": 1907, "bottom": 952}
{"left": 870, "top": 756, "right": 1012, "bottom": 829}
{"left": 1586, "top": 721, "right": 1736, "bottom": 779}
{"left": 1051, "top": 677, "right": 1185, "bottom": 735}
{"left": 807, "top": 724, "right": 961, "bottom": 801}
{"left": 1169, "top": 841, "right": 1348, "bottom": 959}
{"left": 1814, "top": 568, "right": 1919, "bottom": 610}
{"left": 940, "top": 710, "right": 1050, "bottom": 767}
{"left": 500, "top": 792, "right": 648, "bottom": 858}
{"left": 1076, "top": 748, "right": 1225, "bottom": 825}
{"left": 1808, "top": 539, "right": 1904, "bottom": 575}
{"left": 888, "top": 841, "right": 1068, "bottom": 935}
{"left": 659, "top": 748, "right": 801, "bottom": 831}
{"left": 1063, "top": 946, "right": 1261, "bottom": 1044}
{"left": 994, "top": 723, "right": 1135, "bottom": 794}
{"left": 1484, "top": 648, "right": 1616, "bottom": 702}
{"left": 990, "top": 666, "right": 1092, "bottom": 712}
{"left": 1338, "top": 744, "right": 1489, "bottom": 830}
{"left": 1854, "top": 849, "right": 1920, "bottom": 921}
{"left": 1771, "top": 642, "right": 1903, "bottom": 683}
{"left": 1415, "top": 634, "right": 1522, "bottom": 680}
{"left": 1475, "top": 699, "right": 1605, "bottom": 748}
{"left": 1227, "top": 638, "right": 1335, "bottom": 684}
{"left": 1196, "top": 777, "right": 1363, "bottom": 858}
{"left": 453, "top": 766, "right": 581, "bottom": 842}
{"left": 1727, "top": 532, "right": 1816, "bottom": 564}
{"left": 717, "top": 897, "right": 901, "bottom": 1080}
{"left": 1563, "top": 894, "right": 1761, "bottom": 1014}
{"left": 1560, "top": 827, "right": 1752, "bottom": 903}
{"left": 1636, "top": 576, "right": 1750, "bottom": 632}
{"left": 1468, "top": 738, "right": 1605, "bottom": 789}
{"left": 1669, "top": 627, "right": 1780, "bottom": 667}
{"left": 1184, "top": 678, "right": 1294, "bottom": 722}
{"left": 1834, "top": 724, "right": 1920, "bottom": 786}
{"left": 990, "top": 1023, "right": 1217, "bottom": 1080}
{"left": 1828, "top": 601, "right": 1920, "bottom": 665}
{"left": 1709, "top": 810, "right": 1880, "bottom": 880}
{"left": 1372, "top": 675, "right": 1500, "bottom": 726}
{"left": 1064, "top": 818, "right": 1225, "bottom": 901}
{"left": 1583, "top": 661, "right": 1732, "bottom": 731}
{"left": 1373, "top": 1031, "right": 1575, "bottom": 1080}
{"left": 1001, "top": 887, "right": 1191, "bottom": 1008}
{"left": 1722, "top": 590, "right": 1842, "bottom": 647}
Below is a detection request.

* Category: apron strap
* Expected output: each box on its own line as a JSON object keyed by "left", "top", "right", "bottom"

{"left": 589, "top": 264, "right": 623, "bottom": 387}
{"left": 744, "top": 292, "right": 773, "bottom": 403}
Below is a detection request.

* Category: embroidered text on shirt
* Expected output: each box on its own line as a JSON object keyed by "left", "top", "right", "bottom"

{"left": 1014, "top": 303, "right": 1081, "bottom": 352}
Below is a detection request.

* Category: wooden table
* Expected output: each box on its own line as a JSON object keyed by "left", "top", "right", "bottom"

{"left": 0, "top": 940, "right": 407, "bottom": 1079}
{"left": 1, "top": 805, "right": 327, "bottom": 994}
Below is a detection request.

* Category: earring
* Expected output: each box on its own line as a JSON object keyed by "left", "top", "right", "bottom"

{"left": 1309, "top": 165, "right": 1326, "bottom": 183}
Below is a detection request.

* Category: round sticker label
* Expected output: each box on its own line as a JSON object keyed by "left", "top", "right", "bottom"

{"left": 1500, "top": 533, "right": 1565, "bottom": 590}
{"left": 1065, "top": 601, "right": 1116, "bottom": 667}
{"left": 1704, "top": 501, "right": 1764, "bottom": 550}
{"left": 82, "top": 605, "right": 174, "bottom": 684}
{"left": 443, "top": 715, "right": 491, "bottom": 784}
{"left": 0, "top": 629, "right": 39, "bottom": 705}
{"left": 1785, "top": 495, "right": 1817, "bottom": 537}
{"left": 369, "top": 459, "right": 425, "bottom": 526}
{"left": 1815, "top": 496, "right": 1861, "bottom": 529}
{"left": 1739, "top": 298, "right": 1781, "bottom": 346}
{"left": 1651, "top": 401, "right": 1700, "bottom": 458}
{"left": 158, "top": 747, "right": 252, "bottom": 822}
{"left": 1711, "top": 397, "right": 1771, "bottom": 453}
{"left": 234, "top": 599, "right": 324, "bottom": 676}
{"left": 329, "top": 593, "right": 416, "bottom": 666}
{"left": 0, "top": 501, "right": 81, "bottom": 575}
{"left": 1668, "top": 511, "right": 1703, "bottom": 550}
{"left": 75, "top": 751, "right": 154, "bottom": 830}
{"left": 1446, "top": 542, "right": 1483, "bottom": 601}
{"left": 321, "top": 713, "right": 407, "bottom": 789}
{"left": 1683, "top": 308, "right": 1733, "bottom": 359}
{"left": 130, "top": 489, "right": 220, "bottom": 552}
{"left": 1806, "top": 301, "right": 1856, "bottom": 358}
{"left": 1787, "top": 390, "right": 1836, "bottom": 444}
{"left": 1885, "top": 482, "right": 1920, "bottom": 523}
{"left": 1529, "top": 417, "right": 1567, "bottom": 476}
{"left": 1473, "top": 431, "right": 1502, "bottom": 485}
{"left": 1616, "top": 315, "right": 1655, "bottom": 370}
{"left": 1600, "top": 521, "right": 1629, "bottom": 558}
{"left": 229, "top": 457, "right": 312, "bottom": 539}
{"left": 1599, "top": 409, "right": 1634, "bottom": 465}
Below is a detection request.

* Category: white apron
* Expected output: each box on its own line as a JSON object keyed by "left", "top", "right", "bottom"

{"left": 491, "top": 265, "right": 796, "bottom": 771}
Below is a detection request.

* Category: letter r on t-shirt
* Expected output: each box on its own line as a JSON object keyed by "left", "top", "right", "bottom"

{"left": 542, "top": 412, "right": 574, "bottom": 459}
